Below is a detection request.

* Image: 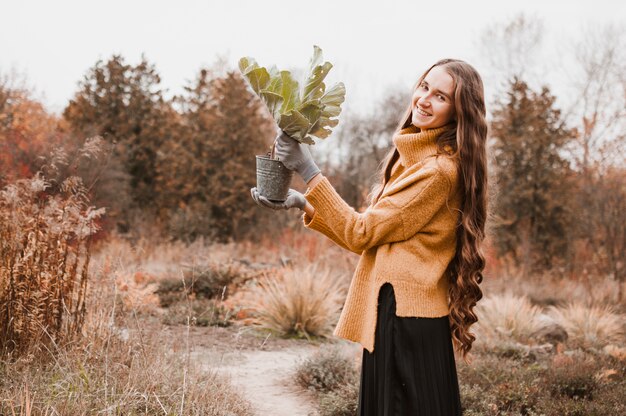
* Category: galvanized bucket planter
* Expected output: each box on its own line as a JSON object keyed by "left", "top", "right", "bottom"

{"left": 255, "top": 155, "right": 293, "bottom": 201}
{"left": 255, "top": 138, "right": 293, "bottom": 202}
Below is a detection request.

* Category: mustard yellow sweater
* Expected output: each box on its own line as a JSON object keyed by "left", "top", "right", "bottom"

{"left": 302, "top": 125, "right": 461, "bottom": 352}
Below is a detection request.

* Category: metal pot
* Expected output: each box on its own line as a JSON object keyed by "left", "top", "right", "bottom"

{"left": 255, "top": 155, "right": 293, "bottom": 202}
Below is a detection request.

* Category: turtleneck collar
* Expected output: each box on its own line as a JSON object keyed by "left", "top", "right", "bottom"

{"left": 392, "top": 124, "right": 451, "bottom": 167}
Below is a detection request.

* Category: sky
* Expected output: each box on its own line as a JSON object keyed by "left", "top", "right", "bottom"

{"left": 1, "top": 0, "right": 624, "bottom": 117}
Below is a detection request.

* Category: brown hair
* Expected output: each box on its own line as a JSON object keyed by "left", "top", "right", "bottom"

{"left": 372, "top": 59, "right": 488, "bottom": 364}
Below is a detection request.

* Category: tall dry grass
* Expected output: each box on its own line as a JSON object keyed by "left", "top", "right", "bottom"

{"left": 473, "top": 291, "right": 544, "bottom": 344}
{"left": 0, "top": 159, "right": 105, "bottom": 355}
{"left": 546, "top": 302, "right": 626, "bottom": 349}
{"left": 473, "top": 290, "right": 626, "bottom": 352}
{"left": 244, "top": 264, "right": 347, "bottom": 339}
{"left": 483, "top": 267, "right": 625, "bottom": 311}
{"left": 1, "top": 312, "right": 253, "bottom": 415}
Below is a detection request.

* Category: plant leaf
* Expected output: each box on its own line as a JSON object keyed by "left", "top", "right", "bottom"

{"left": 238, "top": 57, "right": 257, "bottom": 74}
{"left": 279, "top": 110, "right": 311, "bottom": 143}
{"left": 310, "top": 119, "right": 339, "bottom": 139}
{"left": 260, "top": 69, "right": 284, "bottom": 120}
{"left": 239, "top": 57, "right": 271, "bottom": 96}
{"left": 246, "top": 67, "right": 270, "bottom": 94}
{"left": 278, "top": 71, "right": 300, "bottom": 115}
{"left": 310, "top": 82, "right": 345, "bottom": 139}
{"left": 301, "top": 62, "right": 332, "bottom": 104}
{"left": 259, "top": 91, "right": 284, "bottom": 121}
{"left": 308, "top": 45, "right": 324, "bottom": 74}
{"left": 320, "top": 82, "right": 346, "bottom": 115}
{"left": 299, "top": 101, "right": 322, "bottom": 125}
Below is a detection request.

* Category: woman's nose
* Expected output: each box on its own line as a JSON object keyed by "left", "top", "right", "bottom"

{"left": 417, "top": 94, "right": 430, "bottom": 107}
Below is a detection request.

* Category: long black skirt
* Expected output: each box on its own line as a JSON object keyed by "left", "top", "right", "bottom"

{"left": 357, "top": 283, "right": 463, "bottom": 416}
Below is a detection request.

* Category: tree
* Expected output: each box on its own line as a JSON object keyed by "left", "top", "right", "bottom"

{"left": 323, "top": 85, "right": 408, "bottom": 210}
{"left": 477, "top": 13, "right": 545, "bottom": 95}
{"left": 490, "top": 79, "right": 575, "bottom": 273}
{"left": 563, "top": 23, "right": 626, "bottom": 172}
{"left": 156, "top": 68, "right": 281, "bottom": 241}
{"left": 0, "top": 75, "right": 63, "bottom": 187}
{"left": 63, "top": 55, "right": 174, "bottom": 214}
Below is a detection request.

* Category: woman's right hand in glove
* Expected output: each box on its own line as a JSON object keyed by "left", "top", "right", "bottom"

{"left": 274, "top": 130, "right": 320, "bottom": 183}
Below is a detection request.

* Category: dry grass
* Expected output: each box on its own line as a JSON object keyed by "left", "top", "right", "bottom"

{"left": 483, "top": 268, "right": 625, "bottom": 310}
{"left": 474, "top": 291, "right": 545, "bottom": 345}
{"left": 0, "top": 319, "right": 253, "bottom": 415}
{"left": 457, "top": 349, "right": 626, "bottom": 415}
{"left": 0, "top": 236, "right": 254, "bottom": 415}
{"left": 244, "top": 264, "right": 347, "bottom": 339}
{"left": 473, "top": 290, "right": 626, "bottom": 352}
{"left": 0, "top": 165, "right": 105, "bottom": 355}
{"left": 546, "top": 302, "right": 626, "bottom": 349}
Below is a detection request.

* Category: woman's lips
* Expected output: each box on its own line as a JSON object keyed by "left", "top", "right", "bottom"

{"left": 415, "top": 107, "right": 432, "bottom": 117}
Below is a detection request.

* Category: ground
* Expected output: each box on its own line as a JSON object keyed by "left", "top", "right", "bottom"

{"left": 166, "top": 322, "right": 331, "bottom": 415}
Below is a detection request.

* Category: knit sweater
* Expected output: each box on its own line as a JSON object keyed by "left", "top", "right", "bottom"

{"left": 302, "top": 125, "right": 461, "bottom": 352}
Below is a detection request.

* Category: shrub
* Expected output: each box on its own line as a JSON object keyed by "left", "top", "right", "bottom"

{"left": 546, "top": 302, "right": 626, "bottom": 349}
{"left": 245, "top": 264, "right": 345, "bottom": 338}
{"left": 546, "top": 358, "right": 598, "bottom": 400}
{"left": 295, "top": 345, "right": 358, "bottom": 393}
{"left": 457, "top": 355, "right": 544, "bottom": 415}
{"left": 295, "top": 344, "right": 360, "bottom": 416}
{"left": 457, "top": 349, "right": 626, "bottom": 415}
{"left": 318, "top": 383, "right": 359, "bottom": 416}
{"left": 156, "top": 261, "right": 250, "bottom": 307}
{"left": 162, "top": 298, "right": 235, "bottom": 327}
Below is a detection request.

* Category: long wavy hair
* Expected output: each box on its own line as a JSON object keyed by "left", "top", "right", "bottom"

{"left": 372, "top": 59, "right": 488, "bottom": 363}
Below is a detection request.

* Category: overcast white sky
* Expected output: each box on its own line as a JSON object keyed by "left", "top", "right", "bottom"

{"left": 1, "top": 0, "right": 624, "bottom": 116}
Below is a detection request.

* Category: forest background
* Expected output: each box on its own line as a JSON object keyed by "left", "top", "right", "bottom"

{"left": 1, "top": 2, "right": 625, "bottom": 414}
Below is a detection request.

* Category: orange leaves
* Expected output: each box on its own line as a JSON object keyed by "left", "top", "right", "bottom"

{"left": 0, "top": 86, "right": 64, "bottom": 186}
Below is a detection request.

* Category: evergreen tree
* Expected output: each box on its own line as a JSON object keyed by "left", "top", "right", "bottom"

{"left": 490, "top": 78, "right": 575, "bottom": 272}
{"left": 63, "top": 55, "right": 173, "bottom": 211}
{"left": 156, "top": 69, "right": 279, "bottom": 241}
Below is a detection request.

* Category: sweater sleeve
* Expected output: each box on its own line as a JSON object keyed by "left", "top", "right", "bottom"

{"left": 302, "top": 168, "right": 451, "bottom": 254}
{"left": 302, "top": 211, "right": 359, "bottom": 254}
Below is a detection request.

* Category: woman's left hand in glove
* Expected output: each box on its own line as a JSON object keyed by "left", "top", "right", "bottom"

{"left": 250, "top": 187, "right": 306, "bottom": 211}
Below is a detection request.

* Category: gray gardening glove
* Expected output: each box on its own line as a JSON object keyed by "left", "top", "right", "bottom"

{"left": 250, "top": 187, "right": 306, "bottom": 210}
{"left": 274, "top": 130, "right": 321, "bottom": 183}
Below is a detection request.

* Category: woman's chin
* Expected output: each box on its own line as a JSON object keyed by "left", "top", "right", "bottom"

{"left": 412, "top": 114, "right": 434, "bottom": 129}
{"left": 412, "top": 119, "right": 430, "bottom": 129}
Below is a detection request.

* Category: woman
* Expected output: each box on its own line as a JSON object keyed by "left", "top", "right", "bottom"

{"left": 251, "top": 58, "right": 488, "bottom": 416}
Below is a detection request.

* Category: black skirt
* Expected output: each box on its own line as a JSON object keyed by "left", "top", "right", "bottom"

{"left": 357, "top": 283, "right": 463, "bottom": 416}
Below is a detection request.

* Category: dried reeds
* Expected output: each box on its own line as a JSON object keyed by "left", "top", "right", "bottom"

{"left": 0, "top": 144, "right": 105, "bottom": 356}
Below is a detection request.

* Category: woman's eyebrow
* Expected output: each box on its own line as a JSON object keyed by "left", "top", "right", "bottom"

{"left": 423, "top": 80, "right": 452, "bottom": 100}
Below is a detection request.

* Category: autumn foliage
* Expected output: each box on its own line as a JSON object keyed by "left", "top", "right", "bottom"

{"left": 1, "top": 53, "right": 624, "bottom": 285}
{"left": 0, "top": 80, "right": 65, "bottom": 187}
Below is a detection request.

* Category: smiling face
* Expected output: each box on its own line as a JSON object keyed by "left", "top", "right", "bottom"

{"left": 411, "top": 65, "right": 456, "bottom": 130}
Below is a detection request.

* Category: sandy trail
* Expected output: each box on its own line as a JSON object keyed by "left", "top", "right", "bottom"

{"left": 195, "top": 344, "right": 319, "bottom": 416}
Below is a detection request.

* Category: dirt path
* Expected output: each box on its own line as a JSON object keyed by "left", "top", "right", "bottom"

{"left": 194, "top": 343, "right": 319, "bottom": 416}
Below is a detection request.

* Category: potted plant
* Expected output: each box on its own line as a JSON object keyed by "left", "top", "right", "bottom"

{"left": 239, "top": 45, "right": 346, "bottom": 201}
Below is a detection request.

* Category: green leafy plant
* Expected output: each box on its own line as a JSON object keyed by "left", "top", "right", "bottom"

{"left": 238, "top": 45, "right": 346, "bottom": 145}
